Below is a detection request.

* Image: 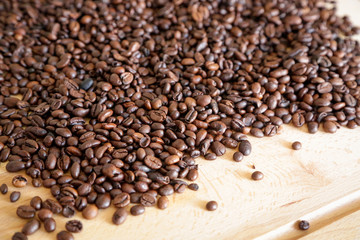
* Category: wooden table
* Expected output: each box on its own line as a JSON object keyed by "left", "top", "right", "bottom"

{"left": 1, "top": 0, "right": 360, "bottom": 239}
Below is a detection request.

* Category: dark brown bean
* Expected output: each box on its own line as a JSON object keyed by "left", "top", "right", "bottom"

{"left": 251, "top": 171, "right": 264, "bottom": 181}
{"left": 10, "top": 191, "right": 21, "bottom": 202}
{"left": 0, "top": 183, "right": 8, "bottom": 194}
{"left": 112, "top": 208, "right": 128, "bottom": 225}
{"left": 206, "top": 201, "right": 218, "bottom": 211}
{"left": 44, "top": 218, "right": 56, "bottom": 232}
{"left": 130, "top": 205, "right": 145, "bottom": 216}
{"left": 22, "top": 219, "right": 40, "bottom": 235}
{"left": 57, "top": 231, "right": 74, "bottom": 240}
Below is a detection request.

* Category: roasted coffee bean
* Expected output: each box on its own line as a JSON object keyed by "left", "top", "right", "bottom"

{"left": 113, "top": 192, "right": 130, "bottom": 208}
{"left": 30, "top": 196, "right": 42, "bottom": 210}
{"left": 62, "top": 205, "right": 76, "bottom": 218}
{"left": 157, "top": 196, "right": 169, "bottom": 210}
{"left": 210, "top": 141, "right": 226, "bottom": 156}
{"left": 298, "top": 220, "right": 310, "bottom": 230}
{"left": 57, "top": 231, "right": 74, "bottom": 240}
{"left": 44, "top": 218, "right": 56, "bottom": 232}
{"left": 238, "top": 140, "right": 252, "bottom": 156}
{"left": 22, "top": 219, "right": 40, "bottom": 235}
{"left": 292, "top": 141, "right": 302, "bottom": 150}
{"left": 95, "top": 193, "right": 111, "bottom": 209}
{"left": 251, "top": 171, "right": 264, "bottom": 181}
{"left": 82, "top": 205, "right": 98, "bottom": 220}
{"left": 206, "top": 201, "right": 218, "bottom": 211}
{"left": 42, "top": 199, "right": 63, "bottom": 214}
{"left": 0, "top": 183, "right": 8, "bottom": 194}
{"left": 112, "top": 208, "right": 128, "bottom": 225}
{"left": 204, "top": 153, "right": 217, "bottom": 160}
{"left": 80, "top": 78, "right": 94, "bottom": 91}
{"left": 12, "top": 232, "right": 28, "bottom": 240}
{"left": 140, "top": 193, "right": 156, "bottom": 207}
{"left": 10, "top": 191, "right": 21, "bottom": 202}
{"left": 38, "top": 209, "right": 53, "bottom": 222}
{"left": 12, "top": 175, "right": 28, "bottom": 188}
{"left": 17, "top": 205, "right": 36, "bottom": 219}
{"left": 188, "top": 183, "right": 199, "bottom": 191}
{"left": 130, "top": 205, "right": 145, "bottom": 216}
{"left": 323, "top": 121, "right": 337, "bottom": 133}
{"left": 66, "top": 220, "right": 83, "bottom": 233}
{"left": 6, "top": 161, "right": 26, "bottom": 172}
{"left": 233, "top": 152, "right": 244, "bottom": 162}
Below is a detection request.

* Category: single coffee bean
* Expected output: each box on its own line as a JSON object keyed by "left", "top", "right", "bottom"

{"left": 206, "top": 201, "right": 218, "bottom": 211}
{"left": 323, "top": 121, "right": 337, "bottom": 133}
{"left": 82, "top": 205, "right": 98, "bottom": 219}
{"left": 112, "top": 208, "right": 128, "bottom": 225}
{"left": 210, "top": 141, "right": 226, "bottom": 156}
{"left": 10, "top": 191, "right": 21, "bottom": 202}
{"left": 30, "top": 196, "right": 42, "bottom": 210}
{"left": 233, "top": 152, "right": 244, "bottom": 162}
{"left": 95, "top": 193, "right": 111, "bottom": 209}
{"left": 0, "top": 183, "right": 8, "bottom": 194}
{"left": 62, "top": 205, "right": 76, "bottom": 218}
{"left": 157, "top": 196, "right": 169, "bottom": 210}
{"left": 44, "top": 218, "right": 56, "bottom": 232}
{"left": 17, "top": 205, "right": 36, "bottom": 219}
{"left": 6, "top": 161, "right": 26, "bottom": 172}
{"left": 12, "top": 232, "right": 28, "bottom": 240}
{"left": 12, "top": 175, "right": 28, "bottom": 188}
{"left": 251, "top": 171, "right": 264, "bottom": 181}
{"left": 38, "top": 209, "right": 53, "bottom": 222}
{"left": 65, "top": 220, "right": 83, "bottom": 233}
{"left": 140, "top": 193, "right": 156, "bottom": 207}
{"left": 188, "top": 183, "right": 199, "bottom": 191}
{"left": 113, "top": 192, "right": 130, "bottom": 208}
{"left": 298, "top": 220, "right": 310, "bottom": 230}
{"left": 22, "top": 219, "right": 40, "bottom": 235}
{"left": 80, "top": 78, "right": 94, "bottom": 90}
{"left": 292, "top": 141, "right": 302, "bottom": 150}
{"left": 57, "top": 231, "right": 74, "bottom": 240}
{"left": 130, "top": 205, "right": 145, "bottom": 216}
{"left": 238, "top": 140, "right": 252, "bottom": 156}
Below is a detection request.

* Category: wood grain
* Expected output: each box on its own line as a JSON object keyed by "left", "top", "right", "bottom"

{"left": 1, "top": 124, "right": 360, "bottom": 240}
{"left": 1, "top": 0, "right": 360, "bottom": 239}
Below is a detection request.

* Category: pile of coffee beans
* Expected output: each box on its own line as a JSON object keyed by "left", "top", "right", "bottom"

{"left": 0, "top": 0, "right": 359, "bottom": 238}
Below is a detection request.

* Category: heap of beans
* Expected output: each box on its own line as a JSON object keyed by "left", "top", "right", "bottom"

{"left": 0, "top": 0, "right": 360, "bottom": 238}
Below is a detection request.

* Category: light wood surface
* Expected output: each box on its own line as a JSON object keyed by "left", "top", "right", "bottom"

{"left": 1, "top": 0, "right": 360, "bottom": 239}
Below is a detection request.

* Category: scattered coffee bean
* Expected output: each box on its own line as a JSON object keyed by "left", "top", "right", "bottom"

{"left": 298, "top": 220, "right": 310, "bottom": 230}
{"left": 130, "top": 205, "right": 145, "bottom": 216}
{"left": 10, "top": 191, "right": 21, "bottom": 202}
{"left": 157, "top": 196, "right": 169, "bottom": 210}
{"left": 233, "top": 152, "right": 244, "bottom": 162}
{"left": 57, "top": 231, "right": 74, "bottom": 240}
{"left": 66, "top": 220, "right": 83, "bottom": 233}
{"left": 82, "top": 205, "right": 98, "bottom": 220}
{"left": 188, "top": 183, "right": 199, "bottom": 191}
{"left": 12, "top": 232, "right": 28, "bottom": 240}
{"left": 30, "top": 196, "right": 42, "bottom": 210}
{"left": 44, "top": 218, "right": 56, "bottom": 232}
{"left": 0, "top": 183, "right": 8, "bottom": 194}
{"left": 22, "top": 219, "right": 40, "bottom": 235}
{"left": 113, "top": 193, "right": 130, "bottom": 208}
{"left": 17, "top": 205, "right": 36, "bottom": 219}
{"left": 112, "top": 208, "right": 128, "bottom": 225}
{"left": 38, "top": 209, "right": 53, "bottom": 222}
{"left": 292, "top": 141, "right": 302, "bottom": 150}
{"left": 251, "top": 171, "right": 264, "bottom": 181}
{"left": 206, "top": 201, "right": 218, "bottom": 211}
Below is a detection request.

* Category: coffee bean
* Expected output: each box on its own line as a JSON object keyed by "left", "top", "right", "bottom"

{"left": 112, "top": 208, "right": 128, "bottom": 225}
{"left": 82, "top": 205, "right": 98, "bottom": 219}
{"left": 10, "top": 191, "right": 21, "bottom": 202}
{"left": 251, "top": 171, "right": 264, "bottom": 181}
{"left": 211, "top": 141, "right": 226, "bottom": 156}
{"left": 17, "top": 205, "right": 36, "bottom": 219}
{"left": 130, "top": 205, "right": 145, "bottom": 216}
{"left": 323, "top": 121, "right": 337, "bottom": 133}
{"left": 12, "top": 232, "right": 28, "bottom": 240}
{"left": 62, "top": 205, "right": 76, "bottom": 218}
{"left": 6, "top": 161, "right": 26, "bottom": 172}
{"left": 238, "top": 140, "right": 252, "bottom": 156}
{"left": 0, "top": 183, "right": 8, "bottom": 194}
{"left": 12, "top": 175, "right": 28, "bottom": 188}
{"left": 44, "top": 218, "right": 56, "bottom": 232}
{"left": 113, "top": 192, "right": 130, "bottom": 208}
{"left": 144, "top": 155, "right": 162, "bottom": 170}
{"left": 30, "top": 196, "right": 42, "bottom": 210}
{"left": 233, "top": 152, "right": 244, "bottom": 162}
{"left": 157, "top": 196, "right": 169, "bottom": 210}
{"left": 38, "top": 209, "right": 53, "bottom": 222}
{"left": 95, "top": 193, "right": 111, "bottom": 209}
{"left": 80, "top": 78, "right": 94, "bottom": 90}
{"left": 66, "top": 220, "right": 83, "bottom": 233}
{"left": 42, "top": 199, "right": 63, "bottom": 214}
{"left": 57, "top": 231, "right": 74, "bottom": 240}
{"left": 298, "top": 220, "right": 310, "bottom": 230}
{"left": 140, "top": 193, "right": 156, "bottom": 207}
{"left": 292, "top": 141, "right": 302, "bottom": 150}
{"left": 206, "top": 201, "right": 218, "bottom": 211}
{"left": 188, "top": 183, "right": 199, "bottom": 191}
{"left": 22, "top": 219, "right": 40, "bottom": 235}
